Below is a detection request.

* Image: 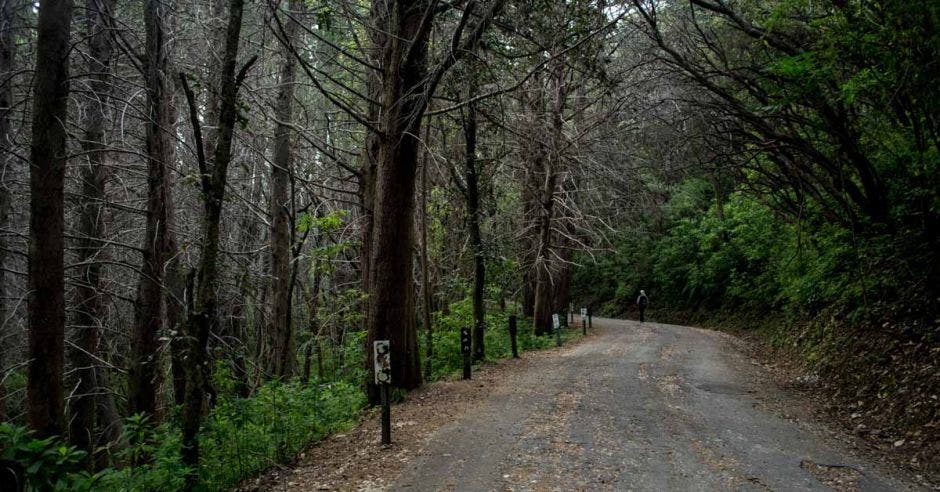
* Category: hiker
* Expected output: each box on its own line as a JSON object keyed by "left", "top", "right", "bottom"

{"left": 636, "top": 290, "right": 649, "bottom": 322}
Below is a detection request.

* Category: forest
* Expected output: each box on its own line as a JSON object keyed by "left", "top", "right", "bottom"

{"left": 0, "top": 0, "right": 936, "bottom": 490}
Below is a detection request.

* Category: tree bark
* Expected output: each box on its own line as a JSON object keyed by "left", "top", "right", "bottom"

{"left": 269, "top": 0, "right": 300, "bottom": 379}
{"left": 532, "top": 58, "right": 567, "bottom": 336}
{"left": 461, "top": 94, "right": 486, "bottom": 361}
{"left": 365, "top": 0, "right": 435, "bottom": 400}
{"left": 70, "top": 0, "right": 116, "bottom": 457}
{"left": 419, "top": 118, "right": 433, "bottom": 380}
{"left": 129, "top": 0, "right": 179, "bottom": 421}
{"left": 27, "top": 0, "right": 73, "bottom": 439}
{"left": 179, "top": 0, "right": 251, "bottom": 479}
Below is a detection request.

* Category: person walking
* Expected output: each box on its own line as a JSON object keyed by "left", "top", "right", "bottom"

{"left": 636, "top": 290, "right": 649, "bottom": 322}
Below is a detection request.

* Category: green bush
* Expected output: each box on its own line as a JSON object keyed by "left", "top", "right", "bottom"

{"left": 0, "top": 423, "right": 109, "bottom": 491}
{"left": 196, "top": 380, "right": 365, "bottom": 490}
{"left": 428, "top": 298, "right": 579, "bottom": 380}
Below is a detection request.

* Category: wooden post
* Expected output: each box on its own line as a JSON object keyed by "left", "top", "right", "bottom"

{"left": 509, "top": 315, "right": 519, "bottom": 358}
{"left": 461, "top": 327, "right": 472, "bottom": 380}
{"left": 380, "top": 384, "right": 390, "bottom": 445}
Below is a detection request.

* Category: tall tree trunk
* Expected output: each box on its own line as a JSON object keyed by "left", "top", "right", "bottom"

{"left": 70, "top": 0, "right": 116, "bottom": 457}
{"left": 179, "top": 0, "right": 251, "bottom": 478}
{"left": 552, "top": 241, "right": 571, "bottom": 314}
{"left": 0, "top": 0, "right": 19, "bottom": 424}
{"left": 269, "top": 0, "right": 300, "bottom": 379}
{"left": 532, "top": 59, "right": 567, "bottom": 336}
{"left": 129, "top": 0, "right": 178, "bottom": 421}
{"left": 462, "top": 94, "right": 486, "bottom": 361}
{"left": 358, "top": 0, "right": 387, "bottom": 388}
{"left": 27, "top": 0, "right": 73, "bottom": 439}
{"left": 365, "top": 0, "right": 436, "bottom": 400}
{"left": 419, "top": 118, "right": 433, "bottom": 380}
{"left": 531, "top": 167, "right": 556, "bottom": 336}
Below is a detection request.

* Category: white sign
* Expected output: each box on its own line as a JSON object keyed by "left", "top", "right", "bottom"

{"left": 552, "top": 313, "right": 560, "bottom": 330}
{"left": 374, "top": 340, "right": 391, "bottom": 384}
{"left": 581, "top": 308, "right": 587, "bottom": 317}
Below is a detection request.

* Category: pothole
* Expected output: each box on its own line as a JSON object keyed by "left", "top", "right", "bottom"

{"left": 696, "top": 382, "right": 751, "bottom": 395}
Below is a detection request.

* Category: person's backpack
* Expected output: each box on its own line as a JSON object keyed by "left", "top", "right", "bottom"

{"left": 638, "top": 295, "right": 648, "bottom": 308}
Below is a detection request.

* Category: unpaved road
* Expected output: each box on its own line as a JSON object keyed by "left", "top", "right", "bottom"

{"left": 389, "top": 318, "right": 921, "bottom": 491}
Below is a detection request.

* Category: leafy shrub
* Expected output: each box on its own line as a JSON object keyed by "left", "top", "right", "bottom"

{"left": 196, "top": 380, "right": 365, "bottom": 490}
{"left": 428, "top": 298, "right": 579, "bottom": 380}
{"left": 0, "top": 423, "right": 108, "bottom": 491}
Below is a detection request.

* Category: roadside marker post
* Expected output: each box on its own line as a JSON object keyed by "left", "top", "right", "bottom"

{"left": 460, "top": 327, "right": 472, "bottom": 380}
{"left": 581, "top": 307, "right": 588, "bottom": 335}
{"left": 508, "top": 315, "right": 519, "bottom": 358}
{"left": 553, "top": 313, "right": 561, "bottom": 347}
{"left": 373, "top": 340, "right": 392, "bottom": 445}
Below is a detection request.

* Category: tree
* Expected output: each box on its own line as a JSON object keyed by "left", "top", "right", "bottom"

{"left": 178, "top": 0, "right": 255, "bottom": 477}
{"left": 449, "top": 70, "right": 487, "bottom": 360}
{"left": 364, "top": 0, "right": 505, "bottom": 401}
{"left": 0, "top": 0, "right": 19, "bottom": 424}
{"left": 269, "top": 0, "right": 301, "bottom": 379}
{"left": 70, "top": 0, "right": 117, "bottom": 457}
{"left": 26, "top": 0, "right": 73, "bottom": 439}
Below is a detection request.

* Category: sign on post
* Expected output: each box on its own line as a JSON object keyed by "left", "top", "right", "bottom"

{"left": 373, "top": 340, "right": 391, "bottom": 445}
{"left": 553, "top": 313, "right": 561, "bottom": 347}
{"left": 581, "top": 307, "right": 588, "bottom": 334}
{"left": 373, "top": 340, "right": 391, "bottom": 385}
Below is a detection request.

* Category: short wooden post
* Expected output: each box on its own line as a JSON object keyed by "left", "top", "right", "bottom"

{"left": 380, "top": 384, "right": 391, "bottom": 445}
{"left": 509, "top": 315, "right": 519, "bottom": 358}
{"left": 460, "top": 327, "right": 472, "bottom": 380}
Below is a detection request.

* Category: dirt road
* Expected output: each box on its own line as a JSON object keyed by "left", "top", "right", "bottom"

{"left": 389, "top": 318, "right": 920, "bottom": 491}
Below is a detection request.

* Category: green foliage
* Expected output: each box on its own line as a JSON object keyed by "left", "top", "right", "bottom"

{"left": 0, "top": 423, "right": 107, "bottom": 491}
{"left": 428, "top": 298, "right": 580, "bottom": 381}
{"left": 94, "top": 416, "right": 189, "bottom": 492}
{"left": 197, "top": 380, "right": 365, "bottom": 489}
{"left": 574, "top": 178, "right": 895, "bottom": 320}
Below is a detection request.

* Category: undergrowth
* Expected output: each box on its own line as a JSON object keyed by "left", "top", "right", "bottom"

{"left": 0, "top": 299, "right": 582, "bottom": 491}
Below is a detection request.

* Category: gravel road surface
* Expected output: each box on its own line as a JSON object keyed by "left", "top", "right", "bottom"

{"left": 390, "top": 318, "right": 920, "bottom": 492}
